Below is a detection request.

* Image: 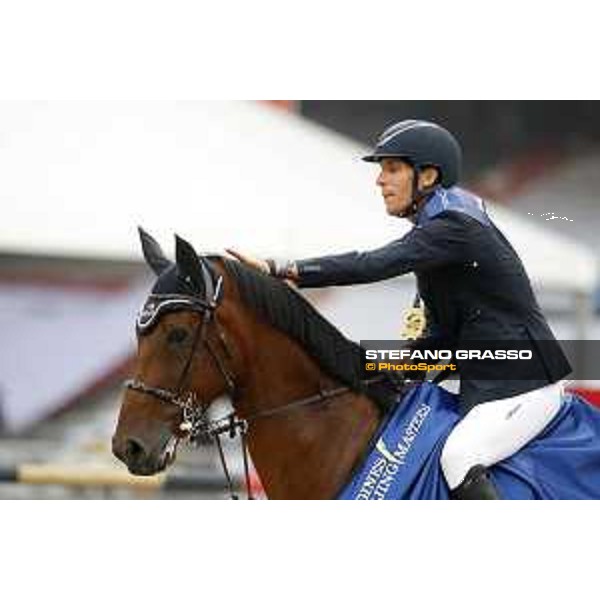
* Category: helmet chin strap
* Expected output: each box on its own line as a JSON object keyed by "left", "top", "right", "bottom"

{"left": 398, "top": 166, "right": 436, "bottom": 219}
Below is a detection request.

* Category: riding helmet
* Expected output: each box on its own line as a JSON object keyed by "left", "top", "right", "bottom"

{"left": 362, "top": 119, "right": 462, "bottom": 188}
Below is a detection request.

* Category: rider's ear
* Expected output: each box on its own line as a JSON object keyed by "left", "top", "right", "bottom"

{"left": 138, "top": 227, "right": 171, "bottom": 275}
{"left": 419, "top": 166, "right": 440, "bottom": 190}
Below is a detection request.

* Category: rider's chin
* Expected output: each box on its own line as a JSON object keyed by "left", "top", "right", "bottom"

{"left": 386, "top": 203, "right": 401, "bottom": 217}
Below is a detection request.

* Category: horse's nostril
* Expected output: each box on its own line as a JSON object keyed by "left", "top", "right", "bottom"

{"left": 125, "top": 438, "right": 146, "bottom": 462}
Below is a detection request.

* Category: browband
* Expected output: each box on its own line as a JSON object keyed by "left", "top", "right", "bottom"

{"left": 136, "top": 272, "right": 223, "bottom": 334}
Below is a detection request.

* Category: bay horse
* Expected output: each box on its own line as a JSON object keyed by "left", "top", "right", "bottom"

{"left": 112, "top": 229, "right": 600, "bottom": 499}
{"left": 112, "top": 229, "right": 401, "bottom": 499}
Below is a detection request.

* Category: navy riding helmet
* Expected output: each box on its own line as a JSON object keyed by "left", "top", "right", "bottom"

{"left": 362, "top": 119, "right": 462, "bottom": 188}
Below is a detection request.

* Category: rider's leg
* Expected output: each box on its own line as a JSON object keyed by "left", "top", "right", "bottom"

{"left": 441, "top": 382, "right": 564, "bottom": 498}
{"left": 449, "top": 465, "right": 499, "bottom": 500}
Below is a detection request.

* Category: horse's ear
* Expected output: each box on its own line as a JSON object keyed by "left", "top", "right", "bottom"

{"left": 138, "top": 227, "right": 171, "bottom": 276}
{"left": 175, "top": 234, "right": 205, "bottom": 290}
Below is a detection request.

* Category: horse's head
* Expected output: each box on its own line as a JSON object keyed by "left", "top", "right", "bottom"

{"left": 112, "top": 228, "right": 239, "bottom": 475}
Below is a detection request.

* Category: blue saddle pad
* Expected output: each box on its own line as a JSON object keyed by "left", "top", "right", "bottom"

{"left": 337, "top": 382, "right": 600, "bottom": 499}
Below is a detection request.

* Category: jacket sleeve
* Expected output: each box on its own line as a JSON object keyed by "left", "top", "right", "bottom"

{"left": 296, "top": 212, "right": 471, "bottom": 288}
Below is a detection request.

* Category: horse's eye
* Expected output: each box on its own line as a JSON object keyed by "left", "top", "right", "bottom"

{"left": 167, "top": 327, "right": 189, "bottom": 345}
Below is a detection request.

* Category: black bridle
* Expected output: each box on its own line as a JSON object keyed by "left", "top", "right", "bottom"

{"left": 124, "top": 263, "right": 390, "bottom": 499}
{"left": 124, "top": 268, "right": 256, "bottom": 498}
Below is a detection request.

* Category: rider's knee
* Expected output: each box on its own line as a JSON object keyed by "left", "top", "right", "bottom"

{"left": 440, "top": 435, "right": 483, "bottom": 489}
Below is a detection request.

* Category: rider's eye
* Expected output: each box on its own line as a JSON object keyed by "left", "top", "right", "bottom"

{"left": 167, "top": 327, "right": 189, "bottom": 345}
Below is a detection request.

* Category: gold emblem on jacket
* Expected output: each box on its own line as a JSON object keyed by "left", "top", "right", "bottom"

{"left": 401, "top": 305, "right": 426, "bottom": 340}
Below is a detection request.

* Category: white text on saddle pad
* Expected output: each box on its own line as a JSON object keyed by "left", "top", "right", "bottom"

{"left": 357, "top": 403, "right": 431, "bottom": 500}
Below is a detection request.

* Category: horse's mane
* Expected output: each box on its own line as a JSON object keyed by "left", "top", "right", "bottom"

{"left": 219, "top": 257, "right": 401, "bottom": 410}
{"left": 149, "top": 253, "right": 401, "bottom": 411}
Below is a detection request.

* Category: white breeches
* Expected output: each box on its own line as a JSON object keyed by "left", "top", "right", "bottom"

{"left": 441, "top": 382, "right": 564, "bottom": 490}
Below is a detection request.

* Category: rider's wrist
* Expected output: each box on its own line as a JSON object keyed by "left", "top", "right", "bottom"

{"left": 267, "top": 258, "right": 298, "bottom": 280}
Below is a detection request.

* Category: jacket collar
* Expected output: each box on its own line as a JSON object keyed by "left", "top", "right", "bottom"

{"left": 414, "top": 186, "right": 491, "bottom": 227}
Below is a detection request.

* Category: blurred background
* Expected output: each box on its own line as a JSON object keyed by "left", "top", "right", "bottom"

{"left": 0, "top": 100, "right": 598, "bottom": 499}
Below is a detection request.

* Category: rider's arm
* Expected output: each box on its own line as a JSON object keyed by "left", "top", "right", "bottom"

{"left": 294, "top": 212, "right": 471, "bottom": 288}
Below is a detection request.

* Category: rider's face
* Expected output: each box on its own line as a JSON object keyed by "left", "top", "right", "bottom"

{"left": 376, "top": 159, "right": 415, "bottom": 217}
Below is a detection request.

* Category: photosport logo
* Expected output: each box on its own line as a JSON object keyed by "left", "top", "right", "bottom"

{"left": 364, "top": 348, "right": 532, "bottom": 372}
{"left": 360, "top": 340, "right": 600, "bottom": 381}
{"left": 360, "top": 340, "right": 540, "bottom": 380}
{"left": 364, "top": 356, "right": 458, "bottom": 374}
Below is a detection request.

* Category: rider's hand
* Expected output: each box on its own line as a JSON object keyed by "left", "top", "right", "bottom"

{"left": 225, "top": 248, "right": 271, "bottom": 275}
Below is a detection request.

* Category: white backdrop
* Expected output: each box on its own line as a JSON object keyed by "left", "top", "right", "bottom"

{"left": 0, "top": 101, "right": 596, "bottom": 293}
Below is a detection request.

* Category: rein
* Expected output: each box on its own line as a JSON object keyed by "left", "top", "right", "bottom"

{"left": 125, "top": 338, "right": 358, "bottom": 500}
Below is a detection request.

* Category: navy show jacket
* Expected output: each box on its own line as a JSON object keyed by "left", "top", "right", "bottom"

{"left": 295, "top": 186, "right": 572, "bottom": 413}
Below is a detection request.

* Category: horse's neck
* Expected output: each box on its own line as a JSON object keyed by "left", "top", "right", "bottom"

{"left": 228, "top": 303, "right": 382, "bottom": 500}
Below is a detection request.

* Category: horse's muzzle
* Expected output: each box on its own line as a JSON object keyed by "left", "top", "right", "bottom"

{"left": 112, "top": 434, "right": 176, "bottom": 476}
